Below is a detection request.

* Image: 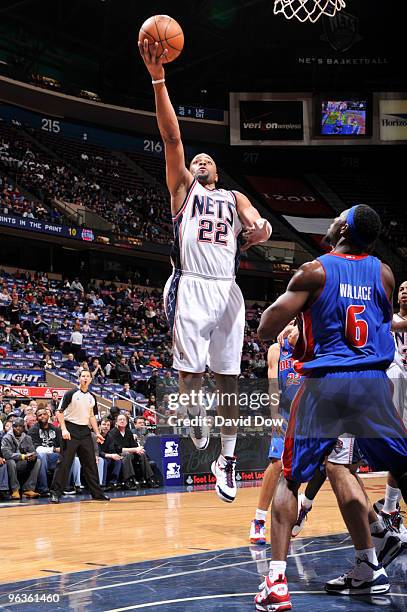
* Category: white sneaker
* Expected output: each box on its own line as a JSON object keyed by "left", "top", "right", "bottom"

{"left": 372, "top": 525, "right": 403, "bottom": 568}
{"left": 291, "top": 493, "right": 312, "bottom": 537}
{"left": 250, "top": 519, "right": 267, "bottom": 545}
{"left": 379, "top": 509, "right": 407, "bottom": 544}
{"left": 211, "top": 455, "right": 237, "bottom": 503}
{"left": 186, "top": 406, "right": 210, "bottom": 450}
{"left": 325, "top": 559, "right": 390, "bottom": 595}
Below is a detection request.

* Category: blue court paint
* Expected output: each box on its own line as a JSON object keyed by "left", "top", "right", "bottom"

{"left": 0, "top": 534, "right": 405, "bottom": 611}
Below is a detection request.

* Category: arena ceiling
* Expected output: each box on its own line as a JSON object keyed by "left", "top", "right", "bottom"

{"left": 0, "top": 0, "right": 405, "bottom": 110}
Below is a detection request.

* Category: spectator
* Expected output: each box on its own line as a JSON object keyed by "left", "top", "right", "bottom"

{"left": 122, "top": 382, "right": 137, "bottom": 403}
{"left": 32, "top": 313, "right": 49, "bottom": 341}
{"left": 69, "top": 323, "right": 83, "bottom": 359}
{"left": 49, "top": 391, "right": 60, "bottom": 413}
{"left": 28, "top": 406, "right": 62, "bottom": 496}
{"left": 115, "top": 356, "right": 131, "bottom": 385}
{"left": 0, "top": 420, "right": 11, "bottom": 499}
{"left": 99, "top": 347, "right": 115, "bottom": 378}
{"left": 149, "top": 354, "right": 163, "bottom": 369}
{"left": 147, "top": 369, "right": 159, "bottom": 396}
{"left": 107, "top": 414, "right": 154, "bottom": 488}
{"left": 97, "top": 418, "right": 135, "bottom": 490}
{"left": 24, "top": 413, "right": 37, "bottom": 431}
{"left": 63, "top": 352, "right": 77, "bottom": 372}
{"left": 0, "top": 402, "right": 14, "bottom": 424}
{"left": 70, "top": 278, "right": 84, "bottom": 293}
{"left": 43, "top": 353, "right": 56, "bottom": 370}
{"left": 160, "top": 370, "right": 177, "bottom": 393}
{"left": 90, "top": 358, "right": 105, "bottom": 384}
{"left": 1, "top": 417, "right": 40, "bottom": 499}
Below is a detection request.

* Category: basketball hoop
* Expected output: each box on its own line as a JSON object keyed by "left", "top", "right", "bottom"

{"left": 274, "top": 0, "right": 346, "bottom": 23}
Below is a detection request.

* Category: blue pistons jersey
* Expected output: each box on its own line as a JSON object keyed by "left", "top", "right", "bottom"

{"left": 268, "top": 339, "right": 303, "bottom": 460}
{"left": 294, "top": 253, "right": 395, "bottom": 374}
{"left": 278, "top": 338, "right": 303, "bottom": 416}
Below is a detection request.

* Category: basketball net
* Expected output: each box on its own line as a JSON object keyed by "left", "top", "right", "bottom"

{"left": 274, "top": 0, "right": 346, "bottom": 23}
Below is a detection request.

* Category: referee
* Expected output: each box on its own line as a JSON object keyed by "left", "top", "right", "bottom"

{"left": 50, "top": 370, "right": 109, "bottom": 503}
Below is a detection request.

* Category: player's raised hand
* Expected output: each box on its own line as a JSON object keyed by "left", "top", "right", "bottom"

{"left": 138, "top": 40, "right": 168, "bottom": 80}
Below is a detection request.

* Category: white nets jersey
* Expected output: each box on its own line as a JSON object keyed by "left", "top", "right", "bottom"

{"left": 392, "top": 313, "right": 407, "bottom": 372}
{"left": 171, "top": 179, "right": 243, "bottom": 279}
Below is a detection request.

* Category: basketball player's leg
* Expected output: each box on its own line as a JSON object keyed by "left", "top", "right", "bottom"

{"left": 374, "top": 367, "right": 405, "bottom": 520}
{"left": 178, "top": 370, "right": 208, "bottom": 449}
{"left": 326, "top": 461, "right": 372, "bottom": 550}
{"left": 250, "top": 437, "right": 283, "bottom": 544}
{"left": 255, "top": 380, "right": 339, "bottom": 609}
{"left": 165, "top": 276, "right": 214, "bottom": 449}
{"left": 208, "top": 281, "right": 245, "bottom": 502}
{"left": 209, "top": 372, "right": 239, "bottom": 502}
{"left": 354, "top": 371, "right": 407, "bottom": 504}
{"left": 327, "top": 463, "right": 404, "bottom": 570}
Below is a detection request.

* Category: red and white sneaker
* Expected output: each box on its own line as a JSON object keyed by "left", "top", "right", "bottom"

{"left": 211, "top": 455, "right": 237, "bottom": 503}
{"left": 250, "top": 519, "right": 267, "bottom": 545}
{"left": 254, "top": 574, "right": 292, "bottom": 611}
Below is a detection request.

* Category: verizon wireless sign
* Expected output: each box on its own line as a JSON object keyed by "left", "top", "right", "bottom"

{"left": 239, "top": 101, "right": 304, "bottom": 141}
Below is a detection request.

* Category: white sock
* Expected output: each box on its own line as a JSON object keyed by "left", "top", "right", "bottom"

{"left": 221, "top": 434, "right": 237, "bottom": 458}
{"left": 255, "top": 508, "right": 267, "bottom": 522}
{"left": 303, "top": 496, "right": 313, "bottom": 510}
{"left": 355, "top": 548, "right": 379, "bottom": 576}
{"left": 382, "top": 485, "right": 401, "bottom": 514}
{"left": 370, "top": 520, "right": 383, "bottom": 535}
{"left": 269, "top": 560, "right": 286, "bottom": 581}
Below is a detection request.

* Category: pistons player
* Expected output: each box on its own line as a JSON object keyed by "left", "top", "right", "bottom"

{"left": 139, "top": 40, "right": 271, "bottom": 503}
{"left": 255, "top": 204, "right": 407, "bottom": 609}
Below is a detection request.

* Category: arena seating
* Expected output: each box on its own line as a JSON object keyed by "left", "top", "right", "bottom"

{"left": 0, "top": 270, "right": 269, "bottom": 414}
{"left": 321, "top": 172, "right": 407, "bottom": 251}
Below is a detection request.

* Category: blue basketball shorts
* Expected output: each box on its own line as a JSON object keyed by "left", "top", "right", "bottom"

{"left": 268, "top": 407, "right": 289, "bottom": 460}
{"left": 282, "top": 369, "right": 407, "bottom": 483}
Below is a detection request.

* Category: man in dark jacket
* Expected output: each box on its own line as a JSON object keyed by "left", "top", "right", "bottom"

{"left": 1, "top": 418, "right": 40, "bottom": 499}
{"left": 28, "top": 407, "right": 62, "bottom": 496}
{"left": 108, "top": 414, "right": 155, "bottom": 487}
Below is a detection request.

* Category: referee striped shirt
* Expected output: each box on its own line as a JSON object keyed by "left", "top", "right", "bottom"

{"left": 57, "top": 388, "right": 97, "bottom": 425}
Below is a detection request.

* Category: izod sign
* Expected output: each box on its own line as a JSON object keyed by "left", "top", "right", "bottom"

{"left": 380, "top": 100, "right": 407, "bottom": 141}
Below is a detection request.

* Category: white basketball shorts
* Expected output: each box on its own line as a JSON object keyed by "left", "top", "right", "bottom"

{"left": 387, "top": 362, "right": 407, "bottom": 426}
{"left": 163, "top": 271, "right": 245, "bottom": 375}
{"left": 327, "top": 435, "right": 364, "bottom": 465}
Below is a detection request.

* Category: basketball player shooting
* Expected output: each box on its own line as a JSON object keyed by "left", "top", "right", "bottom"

{"left": 138, "top": 39, "right": 271, "bottom": 503}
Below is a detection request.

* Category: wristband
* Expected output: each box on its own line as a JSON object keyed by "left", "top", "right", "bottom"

{"left": 21, "top": 454, "right": 25, "bottom": 461}
{"left": 152, "top": 78, "right": 165, "bottom": 85}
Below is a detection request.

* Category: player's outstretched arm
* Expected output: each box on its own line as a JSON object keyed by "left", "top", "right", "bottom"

{"left": 258, "top": 261, "right": 325, "bottom": 340}
{"left": 233, "top": 191, "right": 272, "bottom": 251}
{"left": 138, "top": 39, "right": 192, "bottom": 207}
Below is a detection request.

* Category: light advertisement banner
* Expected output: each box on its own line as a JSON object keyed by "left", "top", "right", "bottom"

{"left": 380, "top": 100, "right": 407, "bottom": 141}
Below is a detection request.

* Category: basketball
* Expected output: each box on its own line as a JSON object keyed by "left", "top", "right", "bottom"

{"left": 138, "top": 15, "right": 184, "bottom": 63}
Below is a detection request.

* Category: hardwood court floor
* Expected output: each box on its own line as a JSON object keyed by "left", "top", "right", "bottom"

{"left": 0, "top": 476, "right": 392, "bottom": 584}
